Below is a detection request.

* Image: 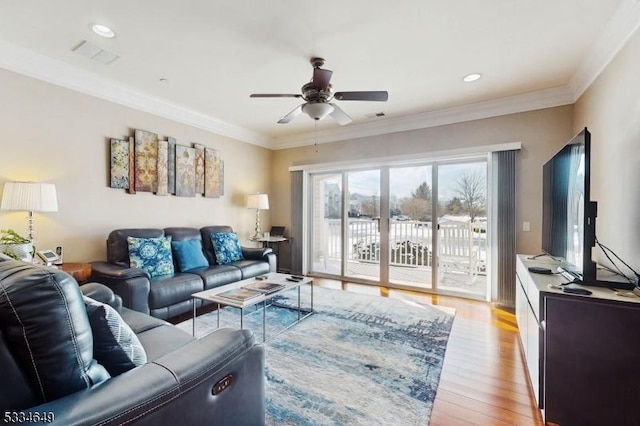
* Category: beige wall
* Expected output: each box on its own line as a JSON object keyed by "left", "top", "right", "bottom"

{"left": 0, "top": 69, "right": 272, "bottom": 262}
{"left": 574, "top": 28, "right": 640, "bottom": 272}
{"left": 270, "top": 105, "right": 575, "bottom": 255}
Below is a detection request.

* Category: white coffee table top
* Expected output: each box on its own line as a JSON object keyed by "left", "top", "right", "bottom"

{"left": 191, "top": 272, "right": 312, "bottom": 309}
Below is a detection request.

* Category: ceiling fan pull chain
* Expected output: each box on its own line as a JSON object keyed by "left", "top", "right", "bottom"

{"left": 314, "top": 120, "right": 319, "bottom": 153}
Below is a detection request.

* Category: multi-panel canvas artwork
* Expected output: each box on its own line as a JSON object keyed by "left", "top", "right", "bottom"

{"left": 109, "top": 130, "right": 224, "bottom": 199}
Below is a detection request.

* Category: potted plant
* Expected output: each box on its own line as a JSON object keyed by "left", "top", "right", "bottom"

{"left": 0, "top": 229, "right": 33, "bottom": 261}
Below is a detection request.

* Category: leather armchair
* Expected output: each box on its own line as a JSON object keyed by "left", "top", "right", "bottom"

{"left": 0, "top": 259, "right": 265, "bottom": 426}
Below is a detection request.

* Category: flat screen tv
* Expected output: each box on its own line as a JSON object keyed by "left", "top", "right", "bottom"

{"left": 542, "top": 128, "right": 598, "bottom": 283}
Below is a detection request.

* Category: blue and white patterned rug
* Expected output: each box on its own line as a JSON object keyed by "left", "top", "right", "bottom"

{"left": 179, "top": 286, "right": 455, "bottom": 426}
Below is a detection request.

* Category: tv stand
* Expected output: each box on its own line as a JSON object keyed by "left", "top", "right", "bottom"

{"left": 516, "top": 255, "right": 640, "bottom": 425}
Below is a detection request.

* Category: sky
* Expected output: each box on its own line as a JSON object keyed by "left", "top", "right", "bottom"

{"left": 345, "top": 162, "right": 487, "bottom": 201}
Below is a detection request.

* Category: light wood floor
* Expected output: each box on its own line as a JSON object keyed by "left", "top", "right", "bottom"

{"left": 314, "top": 277, "right": 544, "bottom": 426}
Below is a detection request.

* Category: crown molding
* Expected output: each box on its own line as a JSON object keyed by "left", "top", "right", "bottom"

{"left": 289, "top": 142, "right": 522, "bottom": 173}
{"left": 0, "top": 40, "right": 270, "bottom": 147}
{"left": 569, "top": 0, "right": 640, "bottom": 98}
{"left": 270, "top": 85, "right": 575, "bottom": 150}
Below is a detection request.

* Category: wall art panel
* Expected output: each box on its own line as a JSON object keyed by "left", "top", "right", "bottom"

{"left": 175, "top": 144, "right": 196, "bottom": 197}
{"left": 134, "top": 129, "right": 158, "bottom": 192}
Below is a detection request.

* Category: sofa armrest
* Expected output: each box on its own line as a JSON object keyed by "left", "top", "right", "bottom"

{"left": 91, "top": 261, "right": 150, "bottom": 280}
{"left": 241, "top": 246, "right": 272, "bottom": 260}
{"left": 24, "top": 328, "right": 265, "bottom": 426}
{"left": 90, "top": 261, "right": 152, "bottom": 315}
{"left": 80, "top": 282, "right": 123, "bottom": 311}
{"left": 242, "top": 247, "right": 276, "bottom": 272}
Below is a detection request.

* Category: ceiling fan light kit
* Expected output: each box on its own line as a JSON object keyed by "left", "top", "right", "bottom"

{"left": 302, "top": 102, "right": 334, "bottom": 120}
{"left": 250, "top": 57, "right": 388, "bottom": 125}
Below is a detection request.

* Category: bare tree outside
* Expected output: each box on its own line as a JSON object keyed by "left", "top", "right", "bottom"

{"left": 453, "top": 170, "right": 486, "bottom": 220}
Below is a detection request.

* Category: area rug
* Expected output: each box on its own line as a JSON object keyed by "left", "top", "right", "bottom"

{"left": 177, "top": 286, "right": 455, "bottom": 426}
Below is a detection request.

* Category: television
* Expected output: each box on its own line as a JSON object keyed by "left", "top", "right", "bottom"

{"left": 541, "top": 128, "right": 633, "bottom": 289}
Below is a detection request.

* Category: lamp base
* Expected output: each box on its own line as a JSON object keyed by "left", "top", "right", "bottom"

{"left": 252, "top": 209, "right": 262, "bottom": 241}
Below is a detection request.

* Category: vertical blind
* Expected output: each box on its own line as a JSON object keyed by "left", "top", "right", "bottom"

{"left": 290, "top": 170, "right": 304, "bottom": 275}
{"left": 491, "top": 150, "right": 517, "bottom": 307}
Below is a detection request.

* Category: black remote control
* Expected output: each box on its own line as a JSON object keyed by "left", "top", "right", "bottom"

{"left": 562, "top": 284, "right": 592, "bottom": 296}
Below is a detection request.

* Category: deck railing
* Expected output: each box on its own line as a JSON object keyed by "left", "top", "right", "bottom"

{"left": 319, "top": 218, "right": 486, "bottom": 273}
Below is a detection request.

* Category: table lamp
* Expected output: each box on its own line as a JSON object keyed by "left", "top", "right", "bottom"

{"left": 1, "top": 181, "right": 59, "bottom": 243}
{"left": 246, "top": 193, "right": 269, "bottom": 240}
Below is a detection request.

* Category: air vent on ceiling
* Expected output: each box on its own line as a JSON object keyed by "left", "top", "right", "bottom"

{"left": 72, "top": 40, "right": 119, "bottom": 65}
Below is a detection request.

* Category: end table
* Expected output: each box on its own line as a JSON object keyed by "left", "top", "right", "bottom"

{"left": 58, "top": 262, "right": 92, "bottom": 283}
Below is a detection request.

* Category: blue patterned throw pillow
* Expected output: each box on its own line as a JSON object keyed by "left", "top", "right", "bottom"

{"left": 127, "top": 236, "right": 174, "bottom": 277}
{"left": 211, "top": 232, "right": 244, "bottom": 265}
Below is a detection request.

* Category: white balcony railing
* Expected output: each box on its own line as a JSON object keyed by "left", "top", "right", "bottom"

{"left": 318, "top": 218, "right": 486, "bottom": 274}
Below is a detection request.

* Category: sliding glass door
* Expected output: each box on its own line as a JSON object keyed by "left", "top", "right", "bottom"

{"left": 345, "top": 170, "right": 381, "bottom": 282}
{"left": 310, "top": 173, "right": 342, "bottom": 275}
{"left": 308, "top": 157, "right": 488, "bottom": 300}
{"left": 388, "top": 165, "right": 433, "bottom": 290}
{"left": 436, "top": 161, "right": 488, "bottom": 298}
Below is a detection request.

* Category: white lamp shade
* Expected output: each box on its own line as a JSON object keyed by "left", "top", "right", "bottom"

{"left": 246, "top": 193, "right": 269, "bottom": 210}
{"left": 1, "top": 182, "right": 58, "bottom": 212}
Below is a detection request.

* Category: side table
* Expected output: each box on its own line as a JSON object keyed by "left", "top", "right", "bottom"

{"left": 252, "top": 237, "right": 291, "bottom": 273}
{"left": 58, "top": 262, "right": 92, "bottom": 283}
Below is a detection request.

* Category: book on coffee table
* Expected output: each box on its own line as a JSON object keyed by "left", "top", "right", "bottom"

{"left": 216, "top": 287, "right": 262, "bottom": 302}
{"left": 243, "top": 281, "right": 285, "bottom": 294}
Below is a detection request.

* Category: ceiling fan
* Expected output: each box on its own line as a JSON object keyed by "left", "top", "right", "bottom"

{"left": 250, "top": 57, "right": 388, "bottom": 125}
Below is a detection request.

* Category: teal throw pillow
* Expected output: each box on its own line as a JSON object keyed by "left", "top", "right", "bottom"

{"left": 171, "top": 238, "right": 209, "bottom": 271}
{"left": 127, "top": 236, "right": 174, "bottom": 277}
{"left": 211, "top": 232, "right": 244, "bottom": 265}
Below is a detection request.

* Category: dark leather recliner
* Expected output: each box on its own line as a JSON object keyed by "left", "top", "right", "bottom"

{"left": 91, "top": 226, "right": 276, "bottom": 319}
{"left": 0, "top": 259, "right": 265, "bottom": 425}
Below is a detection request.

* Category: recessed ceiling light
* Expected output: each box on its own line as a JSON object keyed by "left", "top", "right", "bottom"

{"left": 90, "top": 24, "right": 115, "bottom": 38}
{"left": 463, "top": 73, "right": 482, "bottom": 83}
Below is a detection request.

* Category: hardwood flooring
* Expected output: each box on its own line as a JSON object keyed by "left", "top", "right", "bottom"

{"left": 313, "top": 278, "right": 544, "bottom": 426}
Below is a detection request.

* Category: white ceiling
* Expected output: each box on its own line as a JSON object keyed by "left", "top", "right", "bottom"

{"left": 1, "top": 1, "right": 639, "bottom": 149}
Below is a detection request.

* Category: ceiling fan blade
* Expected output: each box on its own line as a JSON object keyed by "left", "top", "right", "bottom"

{"left": 334, "top": 91, "right": 388, "bottom": 101}
{"left": 329, "top": 103, "right": 352, "bottom": 125}
{"left": 277, "top": 105, "right": 303, "bottom": 124}
{"left": 250, "top": 93, "right": 302, "bottom": 98}
{"left": 312, "top": 68, "right": 333, "bottom": 90}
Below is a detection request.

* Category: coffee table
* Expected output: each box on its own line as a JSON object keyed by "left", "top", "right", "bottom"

{"left": 191, "top": 272, "right": 313, "bottom": 341}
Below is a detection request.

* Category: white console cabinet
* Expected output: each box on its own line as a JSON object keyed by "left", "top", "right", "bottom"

{"left": 515, "top": 255, "right": 543, "bottom": 405}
